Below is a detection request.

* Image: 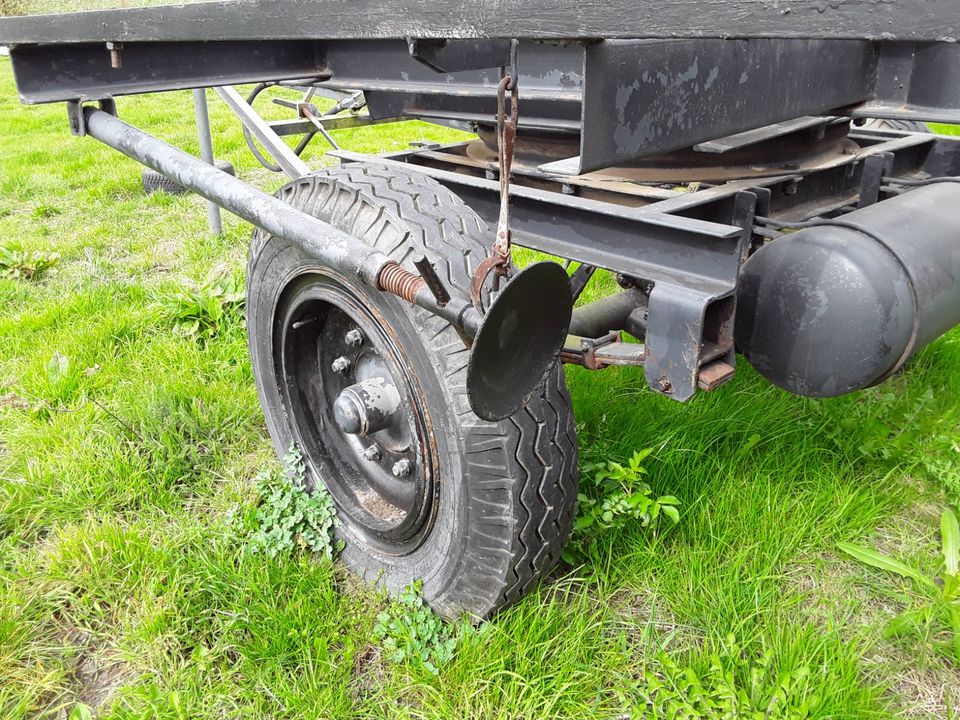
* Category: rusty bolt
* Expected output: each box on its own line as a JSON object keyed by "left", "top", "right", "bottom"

{"left": 392, "top": 459, "right": 412, "bottom": 478}
{"left": 106, "top": 42, "right": 123, "bottom": 69}
{"left": 344, "top": 328, "right": 363, "bottom": 347}
{"left": 362, "top": 445, "right": 382, "bottom": 462}
{"left": 331, "top": 356, "right": 351, "bottom": 374}
{"left": 656, "top": 377, "right": 672, "bottom": 394}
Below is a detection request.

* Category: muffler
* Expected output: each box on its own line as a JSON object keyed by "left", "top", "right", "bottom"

{"left": 735, "top": 183, "right": 960, "bottom": 397}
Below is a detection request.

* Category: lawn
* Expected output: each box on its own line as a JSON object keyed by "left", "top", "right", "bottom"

{"left": 1, "top": 50, "right": 960, "bottom": 719}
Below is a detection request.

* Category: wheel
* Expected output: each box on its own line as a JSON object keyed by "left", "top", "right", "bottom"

{"left": 246, "top": 163, "right": 578, "bottom": 620}
{"left": 141, "top": 160, "right": 235, "bottom": 195}
{"left": 860, "top": 118, "right": 929, "bottom": 133}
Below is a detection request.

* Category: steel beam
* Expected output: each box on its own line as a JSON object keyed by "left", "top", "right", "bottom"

{"left": 333, "top": 150, "right": 743, "bottom": 293}
{"left": 7, "top": 40, "right": 327, "bottom": 104}
{"left": 543, "top": 39, "right": 877, "bottom": 174}
{"left": 0, "top": 0, "right": 957, "bottom": 44}
{"left": 333, "top": 150, "right": 752, "bottom": 400}
{"left": 9, "top": 36, "right": 959, "bottom": 173}
{"left": 269, "top": 114, "right": 402, "bottom": 136}
{"left": 192, "top": 88, "right": 222, "bottom": 235}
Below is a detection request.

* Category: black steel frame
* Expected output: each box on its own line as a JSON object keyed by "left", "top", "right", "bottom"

{"left": 2, "top": 0, "right": 959, "bottom": 403}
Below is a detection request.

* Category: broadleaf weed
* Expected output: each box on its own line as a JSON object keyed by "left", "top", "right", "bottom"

{"left": 635, "top": 636, "right": 820, "bottom": 719}
{"left": 237, "top": 444, "right": 342, "bottom": 561}
{"left": 565, "top": 448, "right": 680, "bottom": 563}
{"left": 373, "top": 580, "right": 463, "bottom": 675}
{"left": 164, "top": 273, "right": 245, "bottom": 342}
{"left": 0, "top": 239, "right": 59, "bottom": 280}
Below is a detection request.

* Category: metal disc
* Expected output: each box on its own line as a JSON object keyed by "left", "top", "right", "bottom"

{"left": 467, "top": 261, "right": 573, "bottom": 421}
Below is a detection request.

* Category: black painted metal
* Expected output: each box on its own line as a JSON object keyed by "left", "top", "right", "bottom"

{"left": 0, "top": 0, "right": 957, "bottom": 44}
{"left": 3, "top": 0, "right": 960, "bottom": 409}
{"left": 8, "top": 34, "right": 959, "bottom": 172}
{"left": 545, "top": 39, "right": 878, "bottom": 174}
{"left": 8, "top": 40, "right": 327, "bottom": 104}
{"left": 333, "top": 150, "right": 744, "bottom": 292}
{"left": 320, "top": 40, "right": 581, "bottom": 136}
{"left": 568, "top": 288, "right": 648, "bottom": 339}
{"left": 853, "top": 42, "right": 960, "bottom": 125}
{"left": 736, "top": 183, "right": 960, "bottom": 397}
{"left": 278, "top": 283, "right": 433, "bottom": 550}
{"left": 467, "top": 262, "right": 573, "bottom": 422}
{"left": 333, "top": 149, "right": 752, "bottom": 400}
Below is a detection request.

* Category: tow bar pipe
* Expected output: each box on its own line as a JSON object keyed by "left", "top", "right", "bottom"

{"left": 80, "top": 106, "right": 483, "bottom": 336}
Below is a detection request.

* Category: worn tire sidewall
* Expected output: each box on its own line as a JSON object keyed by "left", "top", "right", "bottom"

{"left": 248, "top": 200, "right": 482, "bottom": 616}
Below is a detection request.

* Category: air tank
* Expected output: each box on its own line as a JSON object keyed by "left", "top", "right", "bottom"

{"left": 734, "top": 182, "right": 960, "bottom": 397}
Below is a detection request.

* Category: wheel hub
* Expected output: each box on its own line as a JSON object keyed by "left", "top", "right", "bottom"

{"left": 333, "top": 376, "right": 403, "bottom": 437}
{"left": 275, "top": 272, "right": 435, "bottom": 554}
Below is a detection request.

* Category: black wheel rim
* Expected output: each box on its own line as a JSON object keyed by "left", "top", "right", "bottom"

{"left": 274, "top": 270, "right": 436, "bottom": 555}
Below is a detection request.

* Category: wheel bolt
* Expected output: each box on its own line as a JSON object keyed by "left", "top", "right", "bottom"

{"left": 362, "top": 445, "right": 382, "bottom": 462}
{"left": 345, "top": 328, "right": 363, "bottom": 347}
{"left": 392, "top": 459, "right": 412, "bottom": 477}
{"left": 331, "top": 356, "right": 351, "bottom": 374}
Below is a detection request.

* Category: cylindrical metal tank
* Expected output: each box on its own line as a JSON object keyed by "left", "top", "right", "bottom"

{"left": 735, "top": 183, "right": 960, "bottom": 397}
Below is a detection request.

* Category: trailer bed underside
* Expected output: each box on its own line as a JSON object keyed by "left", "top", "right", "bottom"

{"left": 0, "top": 0, "right": 958, "bottom": 44}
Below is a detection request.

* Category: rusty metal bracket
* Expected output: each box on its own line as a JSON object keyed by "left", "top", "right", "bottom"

{"left": 471, "top": 39, "right": 520, "bottom": 311}
{"left": 561, "top": 331, "right": 646, "bottom": 370}
{"left": 67, "top": 97, "right": 116, "bottom": 136}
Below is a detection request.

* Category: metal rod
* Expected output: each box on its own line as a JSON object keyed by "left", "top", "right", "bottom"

{"left": 214, "top": 85, "right": 310, "bottom": 179}
{"left": 192, "top": 88, "right": 222, "bottom": 235}
{"left": 568, "top": 287, "right": 647, "bottom": 338}
{"left": 81, "top": 106, "right": 481, "bottom": 334}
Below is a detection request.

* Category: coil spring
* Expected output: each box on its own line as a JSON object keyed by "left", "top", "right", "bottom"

{"left": 377, "top": 262, "right": 426, "bottom": 303}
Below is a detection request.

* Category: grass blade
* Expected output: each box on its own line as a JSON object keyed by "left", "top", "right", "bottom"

{"left": 941, "top": 509, "right": 959, "bottom": 578}
{"left": 837, "top": 542, "right": 935, "bottom": 589}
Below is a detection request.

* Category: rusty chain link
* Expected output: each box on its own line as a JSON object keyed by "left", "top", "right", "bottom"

{"left": 471, "top": 40, "right": 520, "bottom": 312}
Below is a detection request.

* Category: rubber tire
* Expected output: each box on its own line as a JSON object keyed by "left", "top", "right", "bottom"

{"left": 246, "top": 163, "right": 579, "bottom": 620}
{"left": 861, "top": 118, "right": 929, "bottom": 134}
{"left": 141, "top": 160, "right": 235, "bottom": 195}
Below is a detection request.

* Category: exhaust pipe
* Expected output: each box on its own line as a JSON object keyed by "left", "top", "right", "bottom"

{"left": 735, "top": 183, "right": 960, "bottom": 397}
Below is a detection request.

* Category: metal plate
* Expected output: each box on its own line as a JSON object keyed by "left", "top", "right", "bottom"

{"left": 467, "top": 262, "right": 573, "bottom": 421}
{"left": 1, "top": 0, "right": 958, "bottom": 44}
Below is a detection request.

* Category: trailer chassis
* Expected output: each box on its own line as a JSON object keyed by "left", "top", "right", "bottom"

{"left": 3, "top": 0, "right": 960, "bottom": 618}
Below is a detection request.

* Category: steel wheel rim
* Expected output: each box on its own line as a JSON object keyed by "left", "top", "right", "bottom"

{"left": 274, "top": 270, "right": 437, "bottom": 555}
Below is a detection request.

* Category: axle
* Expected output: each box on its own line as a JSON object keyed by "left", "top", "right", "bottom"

{"left": 80, "top": 105, "right": 483, "bottom": 337}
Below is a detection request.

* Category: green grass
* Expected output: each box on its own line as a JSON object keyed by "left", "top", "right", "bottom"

{"left": 2, "top": 55, "right": 960, "bottom": 719}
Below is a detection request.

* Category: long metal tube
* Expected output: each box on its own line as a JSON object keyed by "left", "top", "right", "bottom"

{"left": 81, "top": 107, "right": 481, "bottom": 335}
{"left": 192, "top": 88, "right": 222, "bottom": 235}
{"left": 569, "top": 287, "right": 647, "bottom": 338}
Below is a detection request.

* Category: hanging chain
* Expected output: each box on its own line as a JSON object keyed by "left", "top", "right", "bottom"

{"left": 471, "top": 40, "right": 520, "bottom": 312}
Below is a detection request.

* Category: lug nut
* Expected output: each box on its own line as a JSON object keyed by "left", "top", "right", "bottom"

{"left": 331, "top": 356, "right": 351, "bottom": 374}
{"left": 392, "top": 459, "right": 412, "bottom": 477}
{"left": 362, "top": 445, "right": 382, "bottom": 462}
{"left": 345, "top": 328, "right": 363, "bottom": 347}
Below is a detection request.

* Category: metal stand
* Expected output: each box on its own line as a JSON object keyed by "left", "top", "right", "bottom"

{"left": 192, "top": 88, "right": 222, "bottom": 235}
